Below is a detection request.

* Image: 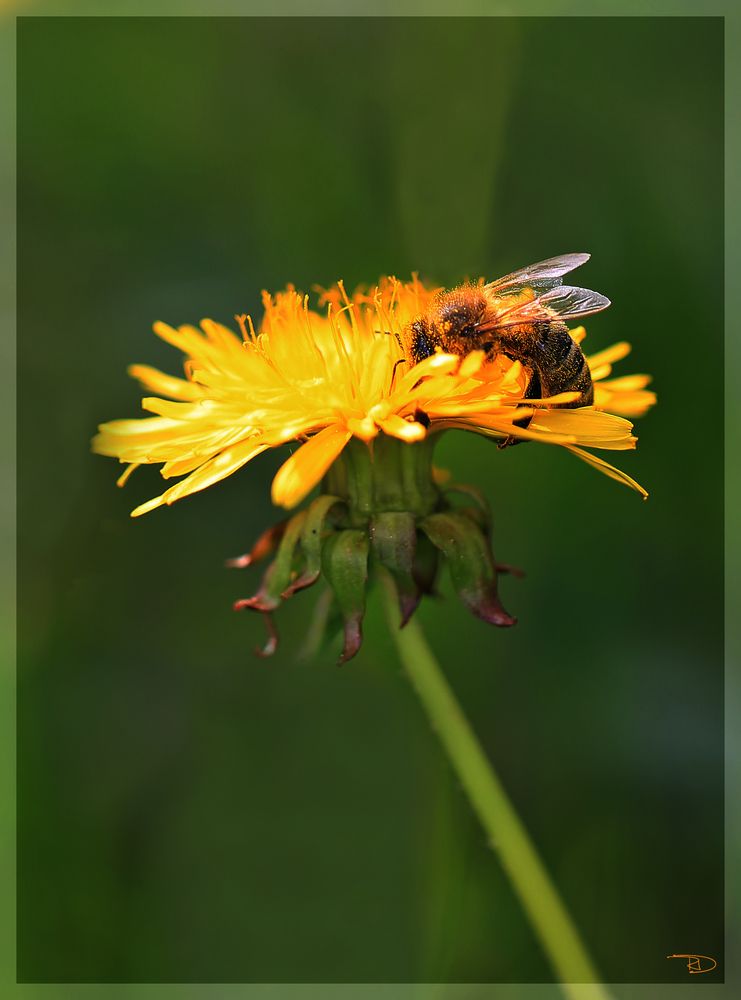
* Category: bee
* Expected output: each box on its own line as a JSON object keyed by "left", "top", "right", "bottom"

{"left": 405, "top": 253, "right": 610, "bottom": 443}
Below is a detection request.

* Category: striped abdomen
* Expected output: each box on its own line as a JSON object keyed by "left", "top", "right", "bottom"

{"left": 501, "top": 321, "right": 593, "bottom": 408}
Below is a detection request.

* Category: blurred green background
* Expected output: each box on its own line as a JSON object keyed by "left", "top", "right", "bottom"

{"left": 17, "top": 15, "right": 723, "bottom": 985}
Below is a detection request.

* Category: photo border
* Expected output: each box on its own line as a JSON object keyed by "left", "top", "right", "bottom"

{"left": 5, "top": 4, "right": 737, "bottom": 999}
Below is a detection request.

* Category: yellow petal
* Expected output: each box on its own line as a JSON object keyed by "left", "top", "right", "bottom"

{"left": 152, "top": 321, "right": 207, "bottom": 357}
{"left": 128, "top": 364, "right": 203, "bottom": 401}
{"left": 116, "top": 463, "right": 140, "bottom": 487}
{"left": 587, "top": 341, "right": 631, "bottom": 371}
{"left": 594, "top": 373, "right": 657, "bottom": 417}
{"left": 131, "top": 438, "right": 266, "bottom": 516}
{"left": 129, "top": 495, "right": 165, "bottom": 518}
{"left": 531, "top": 408, "right": 636, "bottom": 448}
{"left": 458, "top": 350, "right": 485, "bottom": 379}
{"left": 346, "top": 415, "right": 379, "bottom": 441}
{"left": 438, "top": 415, "right": 578, "bottom": 445}
{"left": 398, "top": 352, "right": 459, "bottom": 391}
{"left": 569, "top": 325, "right": 587, "bottom": 344}
{"left": 271, "top": 425, "right": 352, "bottom": 509}
{"left": 523, "top": 390, "right": 582, "bottom": 406}
{"left": 141, "top": 396, "right": 218, "bottom": 421}
{"left": 378, "top": 414, "right": 427, "bottom": 442}
{"left": 565, "top": 446, "right": 648, "bottom": 499}
{"left": 200, "top": 318, "right": 244, "bottom": 351}
{"left": 599, "top": 391, "right": 657, "bottom": 418}
{"left": 599, "top": 374, "right": 652, "bottom": 392}
{"left": 94, "top": 415, "right": 181, "bottom": 441}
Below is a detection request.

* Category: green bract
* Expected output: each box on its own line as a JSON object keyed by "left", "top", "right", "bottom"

{"left": 232, "top": 434, "right": 517, "bottom": 661}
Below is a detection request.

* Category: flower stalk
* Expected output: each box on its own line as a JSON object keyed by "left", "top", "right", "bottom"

{"left": 381, "top": 573, "right": 613, "bottom": 1000}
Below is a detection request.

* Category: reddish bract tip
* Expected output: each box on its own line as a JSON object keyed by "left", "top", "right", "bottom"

{"left": 338, "top": 617, "right": 363, "bottom": 664}
{"left": 398, "top": 589, "right": 422, "bottom": 628}
{"left": 281, "top": 570, "right": 320, "bottom": 600}
{"left": 226, "top": 521, "right": 288, "bottom": 571}
{"left": 233, "top": 595, "right": 275, "bottom": 613}
{"left": 254, "top": 612, "right": 279, "bottom": 658}
{"left": 464, "top": 586, "right": 517, "bottom": 628}
{"left": 226, "top": 554, "right": 254, "bottom": 569}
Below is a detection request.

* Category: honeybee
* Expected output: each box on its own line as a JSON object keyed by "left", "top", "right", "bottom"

{"left": 405, "top": 253, "right": 610, "bottom": 442}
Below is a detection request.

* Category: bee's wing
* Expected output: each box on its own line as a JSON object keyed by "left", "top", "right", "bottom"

{"left": 484, "top": 253, "right": 591, "bottom": 295}
{"left": 534, "top": 284, "right": 611, "bottom": 318}
{"left": 485, "top": 285, "right": 611, "bottom": 329}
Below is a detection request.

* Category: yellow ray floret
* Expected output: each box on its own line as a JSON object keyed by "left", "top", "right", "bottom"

{"left": 92, "top": 279, "right": 656, "bottom": 514}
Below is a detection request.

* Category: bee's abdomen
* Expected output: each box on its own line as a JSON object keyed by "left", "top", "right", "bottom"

{"left": 537, "top": 323, "right": 593, "bottom": 407}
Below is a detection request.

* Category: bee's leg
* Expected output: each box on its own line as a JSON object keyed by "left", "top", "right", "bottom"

{"left": 498, "top": 368, "right": 540, "bottom": 450}
{"left": 390, "top": 357, "right": 407, "bottom": 391}
{"left": 376, "top": 330, "right": 408, "bottom": 391}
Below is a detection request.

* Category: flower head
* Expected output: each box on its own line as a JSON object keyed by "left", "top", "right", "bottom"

{"left": 93, "top": 273, "right": 655, "bottom": 660}
{"left": 93, "top": 275, "right": 655, "bottom": 514}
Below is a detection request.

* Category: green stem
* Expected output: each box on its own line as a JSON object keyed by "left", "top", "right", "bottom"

{"left": 381, "top": 577, "right": 613, "bottom": 1000}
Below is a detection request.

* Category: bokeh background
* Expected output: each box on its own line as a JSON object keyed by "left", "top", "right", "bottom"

{"left": 17, "top": 15, "right": 723, "bottom": 985}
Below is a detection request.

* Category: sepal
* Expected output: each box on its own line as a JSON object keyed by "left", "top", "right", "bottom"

{"left": 233, "top": 510, "right": 307, "bottom": 612}
{"left": 321, "top": 529, "right": 370, "bottom": 663}
{"left": 228, "top": 435, "right": 521, "bottom": 660}
{"left": 370, "top": 511, "right": 420, "bottom": 626}
{"left": 420, "top": 510, "right": 516, "bottom": 627}
{"left": 282, "top": 494, "right": 345, "bottom": 598}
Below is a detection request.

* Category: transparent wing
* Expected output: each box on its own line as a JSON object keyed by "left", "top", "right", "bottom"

{"left": 534, "top": 284, "right": 611, "bottom": 317}
{"left": 482, "top": 285, "right": 611, "bottom": 330}
{"left": 484, "top": 253, "right": 591, "bottom": 295}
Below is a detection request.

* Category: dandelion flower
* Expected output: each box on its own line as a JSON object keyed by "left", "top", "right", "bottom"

{"left": 93, "top": 270, "right": 655, "bottom": 659}
{"left": 94, "top": 275, "right": 654, "bottom": 512}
